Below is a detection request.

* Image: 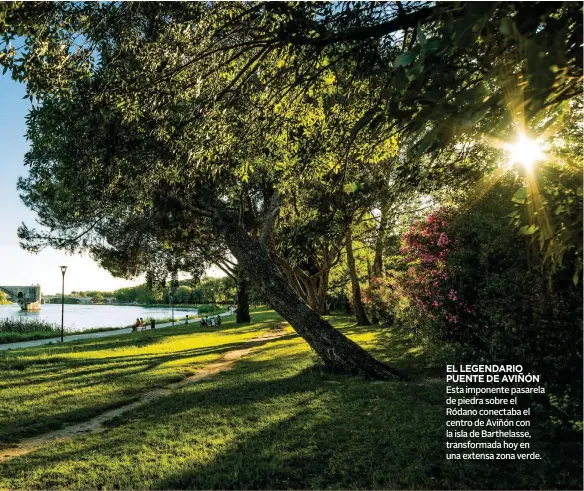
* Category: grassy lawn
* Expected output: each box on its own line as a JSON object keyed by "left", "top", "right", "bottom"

{"left": 0, "top": 312, "right": 271, "bottom": 442}
{"left": 0, "top": 325, "right": 131, "bottom": 344}
{"left": 0, "top": 310, "right": 580, "bottom": 489}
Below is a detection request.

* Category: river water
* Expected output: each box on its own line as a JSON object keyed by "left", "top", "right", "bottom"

{"left": 0, "top": 303, "right": 200, "bottom": 332}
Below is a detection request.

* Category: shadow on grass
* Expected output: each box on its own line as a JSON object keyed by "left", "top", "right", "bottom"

{"left": 2, "top": 343, "right": 580, "bottom": 490}
{"left": 0, "top": 333, "right": 297, "bottom": 443}
{"left": 0, "top": 315, "right": 581, "bottom": 489}
{"left": 0, "top": 328, "right": 582, "bottom": 489}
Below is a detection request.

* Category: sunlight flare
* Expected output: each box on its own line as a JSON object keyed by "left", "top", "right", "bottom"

{"left": 506, "top": 133, "right": 544, "bottom": 171}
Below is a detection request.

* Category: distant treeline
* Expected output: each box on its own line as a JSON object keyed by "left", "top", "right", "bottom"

{"left": 71, "top": 276, "right": 236, "bottom": 305}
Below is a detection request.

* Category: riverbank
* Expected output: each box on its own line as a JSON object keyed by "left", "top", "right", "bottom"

{"left": 0, "top": 304, "right": 204, "bottom": 337}
{"left": 0, "top": 312, "right": 233, "bottom": 351}
{"left": 0, "top": 326, "right": 125, "bottom": 344}
{"left": 0, "top": 318, "right": 131, "bottom": 344}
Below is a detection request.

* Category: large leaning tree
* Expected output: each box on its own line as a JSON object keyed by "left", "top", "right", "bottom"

{"left": 2, "top": 1, "right": 581, "bottom": 378}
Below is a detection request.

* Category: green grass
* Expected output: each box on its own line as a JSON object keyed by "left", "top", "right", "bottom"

{"left": 0, "top": 319, "right": 131, "bottom": 344}
{"left": 0, "top": 310, "right": 580, "bottom": 489}
{"left": 0, "top": 318, "right": 64, "bottom": 343}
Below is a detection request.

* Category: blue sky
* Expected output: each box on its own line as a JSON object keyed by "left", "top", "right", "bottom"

{"left": 0, "top": 74, "right": 141, "bottom": 294}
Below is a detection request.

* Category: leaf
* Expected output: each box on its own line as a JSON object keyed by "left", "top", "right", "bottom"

{"left": 350, "top": 107, "right": 381, "bottom": 139}
{"left": 512, "top": 187, "right": 529, "bottom": 204}
{"left": 499, "top": 17, "right": 516, "bottom": 37}
{"left": 417, "top": 25, "right": 427, "bottom": 48}
{"left": 343, "top": 183, "right": 357, "bottom": 194}
{"left": 519, "top": 224, "right": 538, "bottom": 235}
{"left": 395, "top": 51, "right": 417, "bottom": 67}
{"left": 392, "top": 67, "right": 408, "bottom": 91}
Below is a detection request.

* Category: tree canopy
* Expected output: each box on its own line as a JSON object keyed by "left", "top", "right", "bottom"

{"left": 1, "top": 1, "right": 581, "bottom": 378}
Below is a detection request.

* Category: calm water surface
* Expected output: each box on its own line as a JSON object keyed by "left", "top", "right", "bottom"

{"left": 0, "top": 303, "right": 199, "bottom": 331}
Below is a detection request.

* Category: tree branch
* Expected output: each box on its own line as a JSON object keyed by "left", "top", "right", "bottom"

{"left": 260, "top": 191, "right": 280, "bottom": 246}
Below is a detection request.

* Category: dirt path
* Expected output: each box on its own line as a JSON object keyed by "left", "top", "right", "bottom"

{"left": 0, "top": 328, "right": 288, "bottom": 463}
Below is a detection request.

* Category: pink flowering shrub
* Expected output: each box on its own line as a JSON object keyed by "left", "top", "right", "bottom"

{"left": 364, "top": 208, "right": 477, "bottom": 337}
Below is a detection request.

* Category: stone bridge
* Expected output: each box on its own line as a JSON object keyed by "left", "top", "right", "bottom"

{"left": 0, "top": 285, "right": 42, "bottom": 311}
{"left": 41, "top": 295, "right": 93, "bottom": 305}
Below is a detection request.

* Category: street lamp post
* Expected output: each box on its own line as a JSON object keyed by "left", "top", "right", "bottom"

{"left": 59, "top": 266, "right": 68, "bottom": 342}
{"left": 170, "top": 292, "right": 174, "bottom": 327}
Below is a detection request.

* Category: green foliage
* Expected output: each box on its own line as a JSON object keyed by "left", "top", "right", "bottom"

{"left": 173, "top": 285, "right": 192, "bottom": 304}
{"left": 0, "top": 290, "right": 11, "bottom": 305}
{"left": 0, "top": 319, "right": 128, "bottom": 344}
{"left": 195, "top": 304, "right": 222, "bottom": 315}
{"left": 373, "top": 181, "right": 582, "bottom": 426}
{"left": 0, "top": 317, "right": 57, "bottom": 335}
{"left": 0, "top": 2, "right": 581, "bottom": 384}
{"left": 507, "top": 112, "right": 583, "bottom": 282}
{"left": 114, "top": 284, "right": 163, "bottom": 305}
{"left": 444, "top": 183, "right": 583, "bottom": 425}
{"left": 102, "top": 277, "right": 235, "bottom": 305}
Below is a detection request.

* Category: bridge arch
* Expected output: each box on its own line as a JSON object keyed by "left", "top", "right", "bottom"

{"left": 0, "top": 285, "right": 42, "bottom": 311}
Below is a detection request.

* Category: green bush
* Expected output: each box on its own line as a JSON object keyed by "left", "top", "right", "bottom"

{"left": 444, "top": 186, "right": 582, "bottom": 425}
{"left": 196, "top": 304, "right": 222, "bottom": 314}
{"left": 0, "top": 318, "right": 61, "bottom": 343}
{"left": 0, "top": 318, "right": 58, "bottom": 334}
{"left": 373, "top": 180, "right": 582, "bottom": 427}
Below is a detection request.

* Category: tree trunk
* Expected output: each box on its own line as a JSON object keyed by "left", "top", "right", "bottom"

{"left": 236, "top": 266, "right": 251, "bottom": 323}
{"left": 303, "top": 276, "right": 329, "bottom": 315}
{"left": 373, "top": 211, "right": 388, "bottom": 278}
{"left": 211, "top": 206, "right": 400, "bottom": 379}
{"left": 367, "top": 256, "right": 379, "bottom": 324}
{"left": 370, "top": 206, "right": 390, "bottom": 324}
{"left": 346, "top": 227, "right": 371, "bottom": 326}
{"left": 316, "top": 269, "right": 330, "bottom": 315}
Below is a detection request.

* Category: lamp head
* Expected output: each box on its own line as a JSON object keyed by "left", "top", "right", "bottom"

{"left": 60, "top": 265, "right": 68, "bottom": 274}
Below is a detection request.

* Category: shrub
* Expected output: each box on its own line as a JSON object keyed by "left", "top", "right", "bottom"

{"left": 368, "top": 181, "right": 582, "bottom": 425}
{"left": 196, "top": 304, "right": 222, "bottom": 314}
{"left": 0, "top": 318, "right": 59, "bottom": 334}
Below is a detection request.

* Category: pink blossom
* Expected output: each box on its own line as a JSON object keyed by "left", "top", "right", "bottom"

{"left": 437, "top": 232, "right": 449, "bottom": 247}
